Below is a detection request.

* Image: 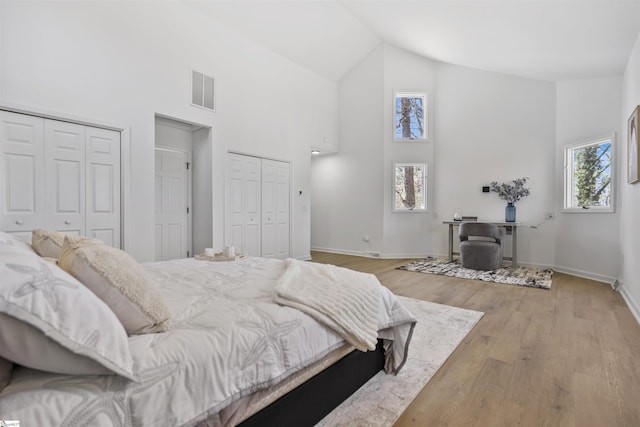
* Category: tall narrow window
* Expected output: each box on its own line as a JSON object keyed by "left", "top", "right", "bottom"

{"left": 564, "top": 137, "right": 614, "bottom": 212}
{"left": 394, "top": 92, "right": 427, "bottom": 142}
{"left": 394, "top": 163, "right": 427, "bottom": 212}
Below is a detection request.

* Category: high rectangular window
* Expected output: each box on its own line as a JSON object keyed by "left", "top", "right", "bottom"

{"left": 564, "top": 137, "right": 613, "bottom": 212}
{"left": 394, "top": 93, "right": 427, "bottom": 142}
{"left": 393, "top": 163, "right": 427, "bottom": 212}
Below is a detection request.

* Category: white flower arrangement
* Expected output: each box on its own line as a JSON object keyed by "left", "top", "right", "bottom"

{"left": 490, "top": 177, "right": 531, "bottom": 204}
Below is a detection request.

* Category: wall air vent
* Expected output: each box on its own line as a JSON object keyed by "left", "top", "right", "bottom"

{"left": 191, "top": 69, "right": 215, "bottom": 111}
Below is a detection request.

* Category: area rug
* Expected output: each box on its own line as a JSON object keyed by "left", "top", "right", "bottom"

{"left": 398, "top": 257, "right": 553, "bottom": 290}
{"left": 315, "top": 296, "right": 483, "bottom": 427}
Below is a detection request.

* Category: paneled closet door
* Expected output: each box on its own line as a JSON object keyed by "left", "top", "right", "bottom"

{"left": 226, "top": 153, "right": 261, "bottom": 257}
{"left": 44, "top": 120, "right": 85, "bottom": 236}
{"left": 86, "top": 127, "right": 121, "bottom": 248}
{"left": 154, "top": 148, "right": 189, "bottom": 261}
{"left": 261, "top": 159, "right": 290, "bottom": 259}
{"left": 0, "top": 112, "right": 45, "bottom": 242}
{"left": 274, "top": 160, "right": 290, "bottom": 259}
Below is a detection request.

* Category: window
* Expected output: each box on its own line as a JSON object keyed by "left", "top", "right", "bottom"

{"left": 564, "top": 137, "right": 613, "bottom": 212}
{"left": 393, "top": 163, "right": 427, "bottom": 212}
{"left": 394, "top": 92, "right": 427, "bottom": 142}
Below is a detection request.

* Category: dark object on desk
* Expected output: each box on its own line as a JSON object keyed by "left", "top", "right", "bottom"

{"left": 461, "top": 216, "right": 478, "bottom": 221}
{"left": 459, "top": 222, "right": 502, "bottom": 271}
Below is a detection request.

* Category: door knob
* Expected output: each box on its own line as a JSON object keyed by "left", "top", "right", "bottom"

{"left": 15, "top": 220, "right": 23, "bottom": 225}
{"left": 64, "top": 220, "right": 71, "bottom": 225}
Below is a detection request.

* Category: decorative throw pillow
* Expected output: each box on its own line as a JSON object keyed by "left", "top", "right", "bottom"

{"left": 59, "top": 236, "right": 171, "bottom": 335}
{"left": 31, "top": 229, "right": 67, "bottom": 258}
{"left": 0, "top": 237, "right": 135, "bottom": 379}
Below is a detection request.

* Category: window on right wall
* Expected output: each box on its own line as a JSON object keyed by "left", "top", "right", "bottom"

{"left": 563, "top": 136, "right": 614, "bottom": 212}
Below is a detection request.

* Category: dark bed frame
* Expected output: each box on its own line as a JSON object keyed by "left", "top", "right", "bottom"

{"left": 238, "top": 339, "right": 385, "bottom": 427}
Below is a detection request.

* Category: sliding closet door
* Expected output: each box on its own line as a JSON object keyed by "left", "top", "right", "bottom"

{"left": 44, "top": 120, "right": 86, "bottom": 236}
{"left": 0, "top": 112, "right": 45, "bottom": 242}
{"left": 86, "top": 127, "right": 121, "bottom": 247}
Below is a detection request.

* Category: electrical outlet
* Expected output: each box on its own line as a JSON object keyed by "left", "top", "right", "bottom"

{"left": 544, "top": 212, "right": 554, "bottom": 220}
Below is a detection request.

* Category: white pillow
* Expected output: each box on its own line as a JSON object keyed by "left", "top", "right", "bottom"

{"left": 0, "top": 233, "right": 135, "bottom": 379}
{"left": 31, "top": 229, "right": 67, "bottom": 258}
{"left": 59, "top": 236, "right": 171, "bottom": 335}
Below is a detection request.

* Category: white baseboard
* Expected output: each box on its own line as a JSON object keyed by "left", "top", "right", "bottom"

{"left": 310, "top": 246, "right": 379, "bottom": 258}
{"left": 551, "top": 265, "right": 616, "bottom": 286}
{"left": 295, "top": 254, "right": 312, "bottom": 261}
{"left": 619, "top": 283, "right": 640, "bottom": 326}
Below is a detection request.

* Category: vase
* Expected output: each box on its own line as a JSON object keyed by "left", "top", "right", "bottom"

{"left": 505, "top": 202, "right": 516, "bottom": 222}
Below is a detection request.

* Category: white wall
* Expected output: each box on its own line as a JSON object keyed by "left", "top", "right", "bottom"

{"left": 312, "top": 46, "right": 558, "bottom": 267}
{"left": 433, "top": 63, "right": 557, "bottom": 266}
{"left": 311, "top": 45, "right": 384, "bottom": 256}
{"left": 555, "top": 77, "right": 621, "bottom": 282}
{"left": 620, "top": 33, "right": 640, "bottom": 319}
{"left": 382, "top": 45, "right": 436, "bottom": 257}
{"left": 0, "top": 1, "right": 338, "bottom": 261}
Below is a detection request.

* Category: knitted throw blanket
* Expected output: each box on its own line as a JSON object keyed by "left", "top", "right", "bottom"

{"left": 274, "top": 259, "right": 379, "bottom": 352}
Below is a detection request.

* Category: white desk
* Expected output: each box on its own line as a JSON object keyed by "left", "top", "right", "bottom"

{"left": 443, "top": 220, "right": 520, "bottom": 267}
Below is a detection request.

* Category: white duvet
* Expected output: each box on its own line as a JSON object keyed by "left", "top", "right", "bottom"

{"left": 0, "top": 257, "right": 415, "bottom": 427}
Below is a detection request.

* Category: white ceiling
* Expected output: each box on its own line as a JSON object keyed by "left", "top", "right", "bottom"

{"left": 188, "top": 0, "right": 640, "bottom": 82}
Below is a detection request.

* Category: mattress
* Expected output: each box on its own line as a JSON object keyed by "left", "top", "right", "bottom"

{"left": 0, "top": 256, "right": 414, "bottom": 426}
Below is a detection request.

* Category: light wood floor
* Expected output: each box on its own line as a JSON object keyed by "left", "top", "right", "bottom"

{"left": 310, "top": 251, "right": 640, "bottom": 427}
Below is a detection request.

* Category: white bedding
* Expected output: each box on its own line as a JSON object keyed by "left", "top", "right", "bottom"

{"left": 0, "top": 257, "right": 415, "bottom": 426}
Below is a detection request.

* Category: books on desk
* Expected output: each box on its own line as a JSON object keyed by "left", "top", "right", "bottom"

{"left": 453, "top": 216, "right": 478, "bottom": 222}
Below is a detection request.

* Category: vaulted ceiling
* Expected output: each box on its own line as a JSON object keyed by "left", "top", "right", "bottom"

{"left": 188, "top": 0, "right": 640, "bottom": 83}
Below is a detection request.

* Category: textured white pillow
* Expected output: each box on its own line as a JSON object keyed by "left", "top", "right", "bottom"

{"left": 59, "top": 236, "right": 171, "bottom": 335}
{"left": 31, "top": 229, "right": 67, "bottom": 258}
{"left": 0, "top": 233, "right": 135, "bottom": 379}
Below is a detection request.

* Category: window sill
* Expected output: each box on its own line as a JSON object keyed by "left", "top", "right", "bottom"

{"left": 562, "top": 207, "right": 615, "bottom": 214}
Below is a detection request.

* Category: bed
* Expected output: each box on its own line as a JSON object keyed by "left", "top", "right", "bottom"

{"left": 0, "top": 231, "right": 416, "bottom": 426}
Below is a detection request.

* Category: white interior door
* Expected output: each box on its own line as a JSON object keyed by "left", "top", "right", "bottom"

{"left": 261, "top": 160, "right": 277, "bottom": 258}
{"left": 226, "top": 153, "right": 261, "bottom": 256}
{"left": 275, "top": 160, "right": 290, "bottom": 259}
{"left": 262, "top": 159, "right": 290, "bottom": 259}
{"left": 85, "top": 127, "right": 121, "bottom": 248}
{"left": 0, "top": 112, "right": 45, "bottom": 242}
{"left": 155, "top": 148, "right": 190, "bottom": 261}
{"left": 44, "top": 119, "right": 85, "bottom": 236}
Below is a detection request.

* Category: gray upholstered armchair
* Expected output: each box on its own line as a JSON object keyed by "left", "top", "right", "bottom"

{"left": 459, "top": 222, "right": 503, "bottom": 271}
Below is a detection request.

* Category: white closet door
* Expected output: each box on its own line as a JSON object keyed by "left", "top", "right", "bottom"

{"left": 0, "top": 112, "right": 45, "bottom": 241}
{"left": 44, "top": 120, "right": 85, "bottom": 236}
{"left": 262, "top": 159, "right": 290, "bottom": 259}
{"left": 227, "top": 154, "right": 245, "bottom": 253}
{"left": 261, "top": 160, "right": 277, "bottom": 258}
{"left": 155, "top": 148, "right": 189, "bottom": 261}
{"left": 274, "top": 160, "right": 290, "bottom": 259}
{"left": 86, "top": 127, "right": 121, "bottom": 247}
{"left": 226, "top": 153, "right": 261, "bottom": 257}
{"left": 243, "top": 156, "right": 262, "bottom": 256}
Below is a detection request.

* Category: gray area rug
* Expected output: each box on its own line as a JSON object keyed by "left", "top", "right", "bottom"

{"left": 398, "top": 257, "right": 553, "bottom": 290}
{"left": 316, "top": 296, "right": 483, "bottom": 427}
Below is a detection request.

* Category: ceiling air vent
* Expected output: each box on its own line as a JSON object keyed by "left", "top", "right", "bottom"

{"left": 191, "top": 69, "right": 215, "bottom": 111}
